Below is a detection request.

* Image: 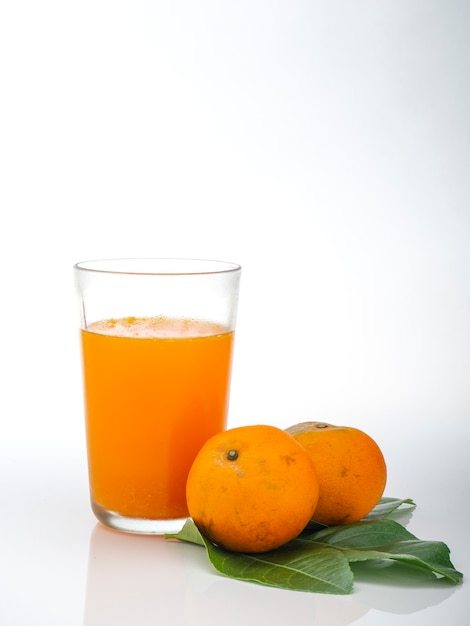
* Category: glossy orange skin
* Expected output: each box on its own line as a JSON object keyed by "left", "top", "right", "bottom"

{"left": 186, "top": 425, "right": 320, "bottom": 553}
{"left": 286, "top": 422, "right": 387, "bottom": 526}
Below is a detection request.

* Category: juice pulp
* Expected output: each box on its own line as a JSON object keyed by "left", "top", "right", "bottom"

{"left": 80, "top": 316, "right": 234, "bottom": 520}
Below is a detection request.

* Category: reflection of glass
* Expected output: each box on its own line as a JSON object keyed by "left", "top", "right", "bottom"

{"left": 83, "top": 523, "right": 191, "bottom": 625}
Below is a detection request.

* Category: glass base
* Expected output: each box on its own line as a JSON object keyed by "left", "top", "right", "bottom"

{"left": 91, "top": 500, "right": 188, "bottom": 535}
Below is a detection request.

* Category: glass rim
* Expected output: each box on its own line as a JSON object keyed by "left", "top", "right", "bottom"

{"left": 73, "top": 257, "right": 241, "bottom": 277}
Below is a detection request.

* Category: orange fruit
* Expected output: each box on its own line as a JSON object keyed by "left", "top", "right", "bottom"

{"left": 186, "top": 424, "right": 320, "bottom": 553}
{"left": 285, "top": 421, "right": 387, "bottom": 526}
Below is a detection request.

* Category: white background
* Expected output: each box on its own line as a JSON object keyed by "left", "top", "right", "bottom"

{"left": 1, "top": 2, "right": 469, "bottom": 625}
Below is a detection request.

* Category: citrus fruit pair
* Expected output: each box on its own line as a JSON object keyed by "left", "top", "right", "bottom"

{"left": 186, "top": 421, "right": 387, "bottom": 553}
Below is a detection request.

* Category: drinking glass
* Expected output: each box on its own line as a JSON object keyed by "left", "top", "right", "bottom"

{"left": 74, "top": 258, "right": 241, "bottom": 533}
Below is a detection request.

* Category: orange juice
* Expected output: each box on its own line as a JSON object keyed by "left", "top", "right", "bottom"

{"left": 80, "top": 316, "right": 234, "bottom": 521}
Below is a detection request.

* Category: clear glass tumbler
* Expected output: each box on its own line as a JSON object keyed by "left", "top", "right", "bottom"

{"left": 74, "top": 258, "right": 241, "bottom": 534}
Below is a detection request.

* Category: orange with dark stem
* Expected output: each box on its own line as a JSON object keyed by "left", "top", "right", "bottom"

{"left": 186, "top": 424, "right": 320, "bottom": 553}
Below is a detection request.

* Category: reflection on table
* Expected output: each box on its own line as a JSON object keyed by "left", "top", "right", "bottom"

{"left": 83, "top": 521, "right": 458, "bottom": 626}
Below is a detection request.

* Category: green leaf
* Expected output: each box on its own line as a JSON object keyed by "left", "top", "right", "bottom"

{"left": 167, "top": 518, "right": 206, "bottom": 547}
{"left": 364, "top": 497, "right": 416, "bottom": 520}
{"left": 302, "top": 497, "right": 415, "bottom": 533}
{"left": 305, "top": 518, "right": 415, "bottom": 549}
{"left": 301, "top": 519, "right": 463, "bottom": 585}
{"left": 202, "top": 536, "right": 354, "bottom": 594}
{"left": 165, "top": 498, "right": 463, "bottom": 594}
{"left": 167, "top": 519, "right": 354, "bottom": 594}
